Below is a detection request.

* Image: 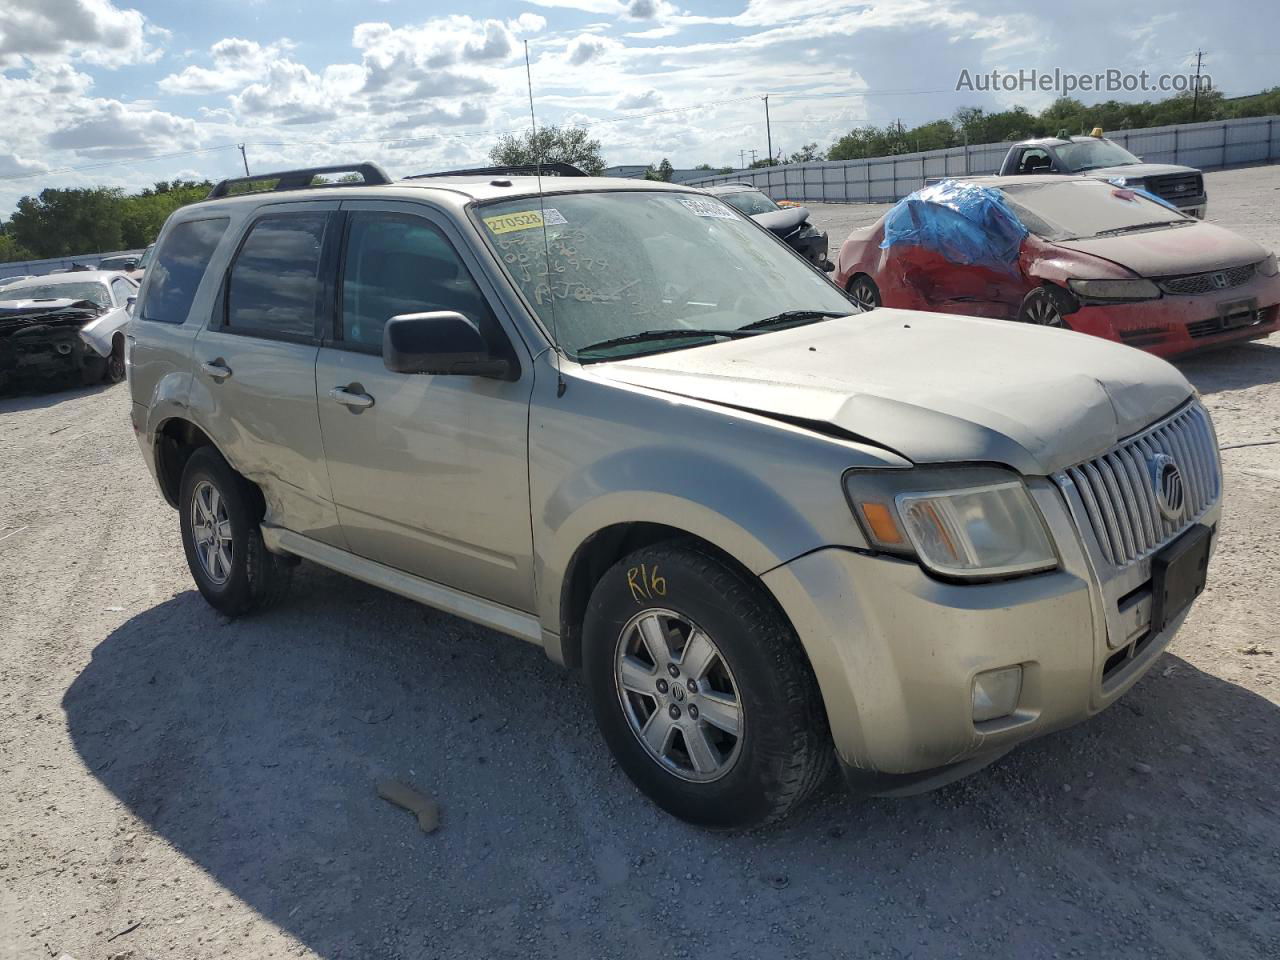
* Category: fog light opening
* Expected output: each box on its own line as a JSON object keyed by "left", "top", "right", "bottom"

{"left": 972, "top": 666, "right": 1023, "bottom": 723}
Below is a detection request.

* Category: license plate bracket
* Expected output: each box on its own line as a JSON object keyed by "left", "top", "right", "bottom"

{"left": 1150, "top": 524, "right": 1212, "bottom": 634}
{"left": 1217, "top": 297, "right": 1258, "bottom": 329}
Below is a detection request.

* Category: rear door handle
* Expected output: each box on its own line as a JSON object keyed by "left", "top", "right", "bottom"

{"left": 329, "top": 386, "right": 374, "bottom": 409}
{"left": 201, "top": 360, "right": 232, "bottom": 381}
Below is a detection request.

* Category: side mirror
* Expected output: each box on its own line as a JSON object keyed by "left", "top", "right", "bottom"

{"left": 382, "top": 311, "right": 513, "bottom": 379}
{"left": 126, "top": 296, "right": 137, "bottom": 316}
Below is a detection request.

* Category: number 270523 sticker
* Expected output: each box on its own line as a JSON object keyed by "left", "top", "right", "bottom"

{"left": 482, "top": 208, "right": 568, "bottom": 234}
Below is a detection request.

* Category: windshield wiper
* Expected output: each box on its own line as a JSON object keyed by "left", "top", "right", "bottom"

{"left": 576, "top": 327, "right": 758, "bottom": 358}
{"left": 1093, "top": 220, "right": 1193, "bottom": 237}
{"left": 737, "top": 309, "right": 849, "bottom": 332}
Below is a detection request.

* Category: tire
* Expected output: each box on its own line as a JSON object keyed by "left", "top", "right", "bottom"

{"left": 103, "top": 339, "right": 126, "bottom": 384}
{"left": 846, "top": 274, "right": 881, "bottom": 312}
{"left": 1018, "top": 285, "right": 1074, "bottom": 327}
{"left": 582, "top": 542, "right": 832, "bottom": 828}
{"left": 178, "top": 446, "right": 292, "bottom": 616}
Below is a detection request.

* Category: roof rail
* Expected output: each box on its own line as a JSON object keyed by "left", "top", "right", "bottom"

{"left": 206, "top": 162, "right": 394, "bottom": 199}
{"left": 405, "top": 162, "right": 588, "bottom": 180}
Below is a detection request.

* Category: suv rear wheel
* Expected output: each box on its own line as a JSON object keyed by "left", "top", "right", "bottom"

{"left": 583, "top": 543, "right": 831, "bottom": 827}
{"left": 179, "top": 447, "right": 292, "bottom": 615}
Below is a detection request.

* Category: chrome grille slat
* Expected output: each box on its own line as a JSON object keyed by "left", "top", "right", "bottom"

{"left": 1069, "top": 466, "right": 1115, "bottom": 565}
{"left": 1116, "top": 447, "right": 1158, "bottom": 548}
{"left": 1054, "top": 402, "right": 1221, "bottom": 569}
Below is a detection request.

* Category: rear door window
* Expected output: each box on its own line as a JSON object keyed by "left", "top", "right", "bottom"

{"left": 142, "top": 218, "right": 229, "bottom": 324}
{"left": 225, "top": 213, "right": 329, "bottom": 341}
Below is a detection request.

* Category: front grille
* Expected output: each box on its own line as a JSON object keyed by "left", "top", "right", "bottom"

{"left": 1146, "top": 172, "right": 1203, "bottom": 203}
{"left": 1188, "top": 308, "right": 1262, "bottom": 338}
{"left": 1055, "top": 402, "right": 1220, "bottom": 568}
{"left": 1157, "top": 262, "right": 1256, "bottom": 296}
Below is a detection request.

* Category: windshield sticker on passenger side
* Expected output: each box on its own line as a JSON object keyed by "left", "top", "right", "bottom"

{"left": 483, "top": 208, "right": 568, "bottom": 235}
{"left": 679, "top": 198, "right": 738, "bottom": 220}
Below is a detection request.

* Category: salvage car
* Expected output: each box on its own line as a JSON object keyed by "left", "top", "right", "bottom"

{"left": 703, "top": 182, "right": 830, "bottom": 268}
{"left": 129, "top": 162, "right": 1221, "bottom": 827}
{"left": 835, "top": 176, "right": 1279, "bottom": 357}
{"left": 999, "top": 133, "right": 1206, "bottom": 218}
{"left": 0, "top": 271, "right": 137, "bottom": 389}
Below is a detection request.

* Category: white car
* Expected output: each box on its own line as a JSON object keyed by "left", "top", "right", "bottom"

{"left": 0, "top": 270, "right": 138, "bottom": 386}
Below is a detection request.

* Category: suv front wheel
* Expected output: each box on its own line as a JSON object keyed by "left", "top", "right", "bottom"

{"left": 179, "top": 446, "right": 292, "bottom": 615}
{"left": 583, "top": 543, "right": 831, "bottom": 827}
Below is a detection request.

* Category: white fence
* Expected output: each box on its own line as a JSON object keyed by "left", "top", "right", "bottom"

{"left": 683, "top": 115, "right": 1280, "bottom": 203}
{"left": 0, "top": 248, "right": 146, "bottom": 280}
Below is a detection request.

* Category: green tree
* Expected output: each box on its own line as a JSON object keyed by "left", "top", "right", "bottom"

{"left": 488, "top": 125, "right": 606, "bottom": 175}
{"left": 9, "top": 187, "right": 126, "bottom": 258}
{"left": 787, "top": 142, "right": 824, "bottom": 164}
{"left": 0, "top": 233, "right": 35, "bottom": 263}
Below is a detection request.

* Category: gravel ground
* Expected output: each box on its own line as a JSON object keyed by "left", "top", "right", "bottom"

{"left": 2, "top": 166, "right": 1279, "bottom": 960}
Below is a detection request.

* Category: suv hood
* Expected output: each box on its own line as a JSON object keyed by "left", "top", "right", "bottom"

{"left": 1080, "top": 162, "right": 1199, "bottom": 180}
{"left": 594, "top": 310, "right": 1192, "bottom": 475}
{"left": 1056, "top": 221, "right": 1266, "bottom": 277}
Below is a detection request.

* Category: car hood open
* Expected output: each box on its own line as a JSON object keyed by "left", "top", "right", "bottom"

{"left": 595, "top": 310, "right": 1192, "bottom": 475}
{"left": 1055, "top": 221, "right": 1267, "bottom": 277}
{"left": 752, "top": 206, "right": 811, "bottom": 236}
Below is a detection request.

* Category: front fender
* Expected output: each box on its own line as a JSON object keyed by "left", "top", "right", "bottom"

{"left": 78, "top": 307, "right": 129, "bottom": 357}
{"left": 529, "top": 360, "right": 903, "bottom": 638}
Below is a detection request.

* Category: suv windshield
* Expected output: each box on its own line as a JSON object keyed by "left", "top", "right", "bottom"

{"left": 477, "top": 191, "right": 850, "bottom": 361}
{"left": 718, "top": 190, "right": 781, "bottom": 215}
{"left": 0, "top": 281, "right": 109, "bottom": 308}
{"left": 1000, "top": 180, "right": 1186, "bottom": 241}
{"left": 1054, "top": 139, "right": 1141, "bottom": 171}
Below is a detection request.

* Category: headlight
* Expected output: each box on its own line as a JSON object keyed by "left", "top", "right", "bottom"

{"left": 844, "top": 467, "right": 1058, "bottom": 579}
{"left": 1260, "top": 253, "right": 1278, "bottom": 277}
{"left": 1067, "top": 278, "right": 1161, "bottom": 301}
{"left": 1107, "top": 176, "right": 1144, "bottom": 189}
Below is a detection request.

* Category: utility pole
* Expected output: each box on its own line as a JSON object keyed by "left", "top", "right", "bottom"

{"left": 749, "top": 149, "right": 758, "bottom": 167}
{"left": 1190, "top": 50, "right": 1205, "bottom": 122}
{"left": 763, "top": 95, "right": 773, "bottom": 166}
{"left": 237, "top": 143, "right": 250, "bottom": 176}
{"left": 739, "top": 149, "right": 747, "bottom": 169}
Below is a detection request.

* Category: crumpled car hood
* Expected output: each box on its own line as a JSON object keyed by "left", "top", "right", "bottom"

{"left": 595, "top": 310, "right": 1192, "bottom": 475}
{"left": 1054, "top": 221, "right": 1267, "bottom": 277}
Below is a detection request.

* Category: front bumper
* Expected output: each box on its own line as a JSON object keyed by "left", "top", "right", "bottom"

{"left": 761, "top": 481, "right": 1219, "bottom": 791}
{"left": 1065, "top": 275, "right": 1280, "bottom": 358}
{"left": 787, "top": 229, "right": 830, "bottom": 270}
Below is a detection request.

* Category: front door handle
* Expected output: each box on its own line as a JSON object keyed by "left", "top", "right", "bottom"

{"left": 329, "top": 386, "right": 374, "bottom": 410}
{"left": 201, "top": 360, "right": 232, "bottom": 381}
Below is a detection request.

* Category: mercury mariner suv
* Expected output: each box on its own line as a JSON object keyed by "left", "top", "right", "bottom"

{"left": 127, "top": 162, "right": 1221, "bottom": 827}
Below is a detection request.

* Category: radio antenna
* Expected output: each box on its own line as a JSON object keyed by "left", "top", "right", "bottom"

{"left": 524, "top": 40, "right": 566, "bottom": 398}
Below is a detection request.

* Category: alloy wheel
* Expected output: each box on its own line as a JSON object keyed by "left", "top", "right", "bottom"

{"left": 849, "top": 279, "right": 878, "bottom": 312}
{"left": 614, "top": 609, "right": 744, "bottom": 782}
{"left": 1025, "top": 296, "right": 1065, "bottom": 327}
{"left": 190, "top": 479, "right": 233, "bottom": 584}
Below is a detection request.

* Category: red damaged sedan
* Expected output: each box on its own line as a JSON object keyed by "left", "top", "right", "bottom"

{"left": 833, "top": 175, "right": 1280, "bottom": 357}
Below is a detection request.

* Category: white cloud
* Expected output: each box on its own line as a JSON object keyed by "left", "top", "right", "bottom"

{"left": 616, "top": 88, "right": 661, "bottom": 109}
{"left": 0, "top": 0, "right": 162, "bottom": 68}
{"left": 46, "top": 100, "right": 199, "bottom": 157}
{"left": 566, "top": 33, "right": 622, "bottom": 66}
{"left": 160, "top": 38, "right": 296, "bottom": 95}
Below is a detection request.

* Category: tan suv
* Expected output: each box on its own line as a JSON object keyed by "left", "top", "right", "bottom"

{"left": 127, "top": 162, "right": 1221, "bottom": 826}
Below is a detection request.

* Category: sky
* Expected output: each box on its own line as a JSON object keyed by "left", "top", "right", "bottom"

{"left": 0, "top": 0, "right": 1273, "bottom": 215}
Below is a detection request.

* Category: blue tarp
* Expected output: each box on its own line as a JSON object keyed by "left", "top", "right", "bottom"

{"left": 880, "top": 180, "right": 1028, "bottom": 272}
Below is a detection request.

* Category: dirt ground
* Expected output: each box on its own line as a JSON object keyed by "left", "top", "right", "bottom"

{"left": 2, "top": 167, "right": 1279, "bottom": 960}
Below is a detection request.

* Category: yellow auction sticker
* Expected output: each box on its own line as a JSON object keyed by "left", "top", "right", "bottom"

{"left": 483, "top": 207, "right": 567, "bottom": 235}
